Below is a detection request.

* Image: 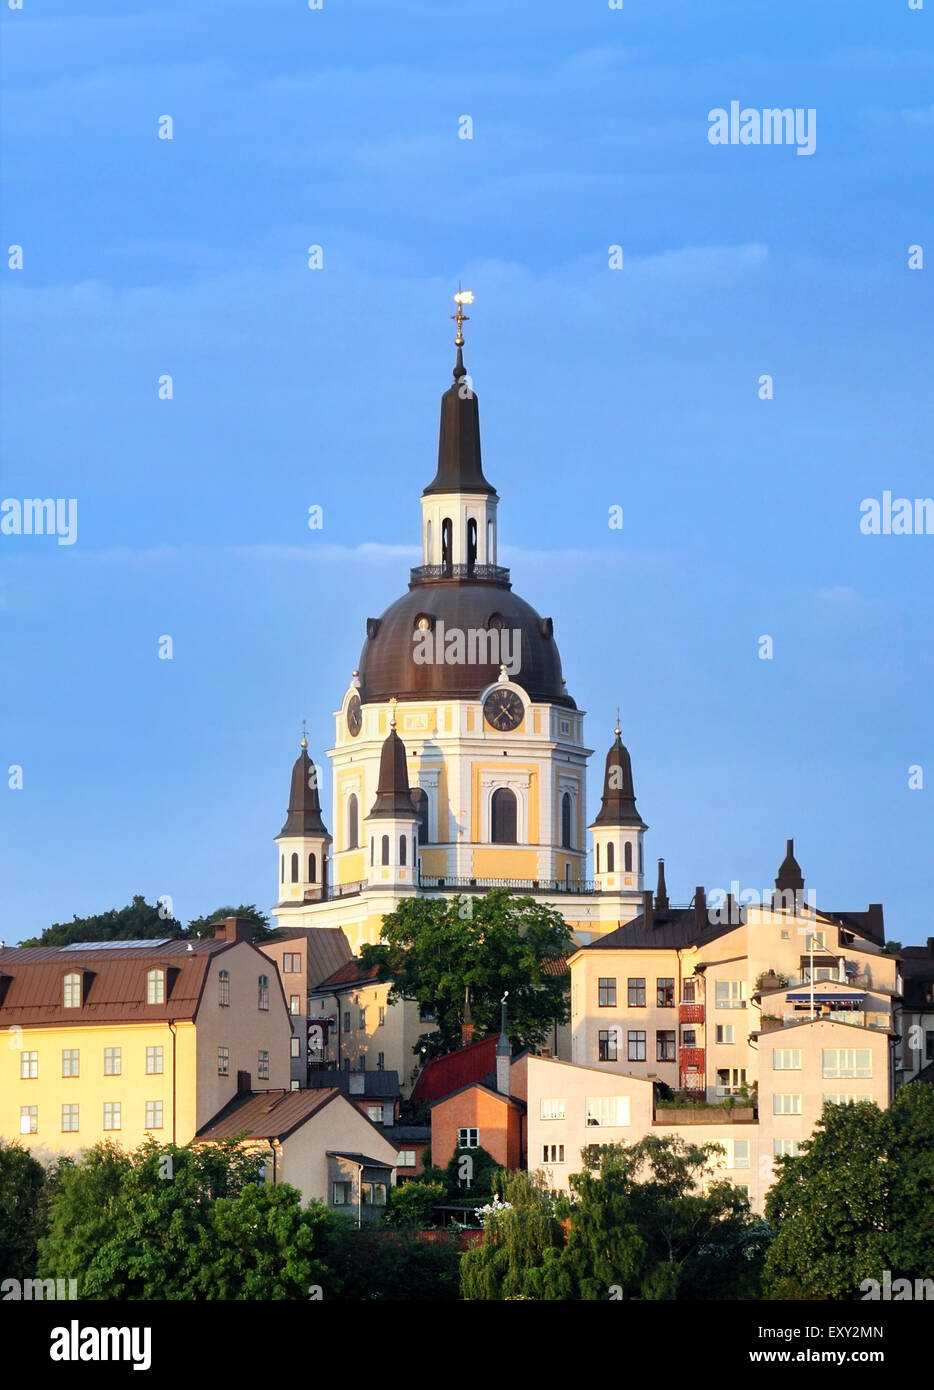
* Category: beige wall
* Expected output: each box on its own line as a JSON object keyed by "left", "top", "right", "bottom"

{"left": 275, "top": 1095, "right": 398, "bottom": 1208}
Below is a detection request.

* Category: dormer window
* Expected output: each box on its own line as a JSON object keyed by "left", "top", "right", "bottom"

{"left": 258, "top": 974, "right": 270, "bottom": 1010}
{"left": 147, "top": 969, "right": 165, "bottom": 1005}
{"left": 63, "top": 972, "right": 81, "bottom": 1008}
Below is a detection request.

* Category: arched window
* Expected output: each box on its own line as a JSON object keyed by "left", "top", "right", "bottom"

{"left": 491, "top": 787, "right": 517, "bottom": 844}
{"left": 426, "top": 519, "right": 432, "bottom": 562}
{"left": 381, "top": 835, "right": 390, "bottom": 865}
{"left": 561, "top": 792, "right": 572, "bottom": 849}
{"left": 147, "top": 969, "right": 165, "bottom": 1005}
{"left": 487, "top": 518, "right": 495, "bottom": 562}
{"left": 411, "top": 788, "right": 430, "bottom": 844}
{"left": 565, "top": 863, "right": 571, "bottom": 888}
{"left": 347, "top": 794, "right": 359, "bottom": 849}
{"left": 639, "top": 840, "right": 643, "bottom": 874}
{"left": 467, "top": 518, "right": 477, "bottom": 570}
{"left": 624, "top": 841, "right": 633, "bottom": 872}
{"left": 607, "top": 842, "right": 615, "bottom": 872}
{"left": 308, "top": 852, "right": 317, "bottom": 883}
{"left": 400, "top": 835, "right": 407, "bottom": 866}
{"left": 370, "top": 836, "right": 374, "bottom": 867}
{"left": 258, "top": 975, "right": 269, "bottom": 1010}
{"left": 218, "top": 970, "right": 230, "bottom": 1007}
{"left": 596, "top": 843, "right": 601, "bottom": 874}
{"left": 63, "top": 972, "right": 81, "bottom": 1008}
{"left": 290, "top": 852, "right": 299, "bottom": 883}
{"left": 441, "top": 517, "right": 453, "bottom": 569}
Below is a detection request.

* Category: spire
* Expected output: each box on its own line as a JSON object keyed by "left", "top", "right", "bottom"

{"left": 775, "top": 838, "right": 804, "bottom": 895}
{"left": 655, "top": 858, "right": 669, "bottom": 912}
{"left": 278, "top": 741, "right": 328, "bottom": 837}
{"left": 593, "top": 725, "right": 647, "bottom": 828}
{"left": 368, "top": 723, "right": 416, "bottom": 818}
{"left": 422, "top": 290, "right": 496, "bottom": 498}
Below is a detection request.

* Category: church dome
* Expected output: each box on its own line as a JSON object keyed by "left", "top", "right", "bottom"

{"left": 357, "top": 576, "right": 576, "bottom": 708}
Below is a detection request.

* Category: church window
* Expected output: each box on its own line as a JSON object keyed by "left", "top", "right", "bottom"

{"left": 561, "top": 792, "right": 572, "bottom": 849}
{"left": 370, "top": 837, "right": 374, "bottom": 867}
{"left": 467, "top": 517, "right": 477, "bottom": 570}
{"left": 399, "top": 835, "right": 407, "bottom": 866}
{"left": 411, "top": 788, "right": 430, "bottom": 843}
{"left": 491, "top": 787, "right": 517, "bottom": 844}
{"left": 607, "top": 842, "right": 615, "bottom": 872}
{"left": 426, "top": 519, "right": 432, "bottom": 561}
{"left": 308, "top": 852, "right": 316, "bottom": 882}
{"left": 441, "top": 517, "right": 453, "bottom": 569}
{"left": 487, "top": 518, "right": 494, "bottom": 562}
{"left": 290, "top": 852, "right": 299, "bottom": 883}
{"left": 381, "top": 835, "right": 390, "bottom": 866}
{"left": 596, "top": 843, "right": 600, "bottom": 873}
{"left": 280, "top": 855, "right": 284, "bottom": 884}
{"left": 347, "top": 794, "right": 359, "bottom": 849}
{"left": 624, "top": 842, "right": 633, "bottom": 872}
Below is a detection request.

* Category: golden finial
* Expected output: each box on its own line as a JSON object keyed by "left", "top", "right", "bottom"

{"left": 300, "top": 718, "right": 308, "bottom": 749}
{"left": 389, "top": 696, "right": 398, "bottom": 729}
{"left": 452, "top": 288, "right": 474, "bottom": 347}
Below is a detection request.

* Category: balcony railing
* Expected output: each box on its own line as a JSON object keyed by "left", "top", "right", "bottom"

{"left": 409, "top": 563, "right": 512, "bottom": 586}
{"left": 679, "top": 1003, "right": 705, "bottom": 1025}
{"left": 418, "top": 874, "right": 598, "bottom": 894}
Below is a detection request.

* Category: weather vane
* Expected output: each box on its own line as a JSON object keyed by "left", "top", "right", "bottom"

{"left": 452, "top": 288, "right": 474, "bottom": 347}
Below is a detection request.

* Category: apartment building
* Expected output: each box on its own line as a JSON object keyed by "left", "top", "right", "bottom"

{"left": 307, "top": 958, "right": 432, "bottom": 1095}
{"left": 258, "top": 926, "right": 353, "bottom": 1087}
{"left": 897, "top": 937, "right": 934, "bottom": 1083}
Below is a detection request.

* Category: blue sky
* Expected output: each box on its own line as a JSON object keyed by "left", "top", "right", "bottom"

{"left": 1, "top": 0, "right": 933, "bottom": 945}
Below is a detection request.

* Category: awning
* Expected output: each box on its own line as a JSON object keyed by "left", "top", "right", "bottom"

{"left": 786, "top": 991, "right": 864, "bottom": 1006}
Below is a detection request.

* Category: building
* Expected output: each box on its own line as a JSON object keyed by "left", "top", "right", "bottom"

{"left": 258, "top": 925, "right": 353, "bottom": 1087}
{"left": 0, "top": 918, "right": 291, "bottom": 1158}
{"left": 306, "top": 958, "right": 429, "bottom": 1094}
{"left": 897, "top": 938, "right": 934, "bottom": 1083}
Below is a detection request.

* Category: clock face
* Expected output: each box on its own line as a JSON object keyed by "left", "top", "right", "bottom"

{"left": 483, "top": 688, "right": 524, "bottom": 732}
{"left": 346, "top": 694, "right": 362, "bottom": 737}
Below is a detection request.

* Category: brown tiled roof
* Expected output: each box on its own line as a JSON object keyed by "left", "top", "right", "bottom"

{"left": 196, "top": 1087, "right": 340, "bottom": 1141}
{"left": 314, "top": 959, "right": 382, "bottom": 990}
{"left": 0, "top": 938, "right": 231, "bottom": 1027}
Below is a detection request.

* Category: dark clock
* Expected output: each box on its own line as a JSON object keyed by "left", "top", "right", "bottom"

{"left": 483, "top": 688, "right": 524, "bottom": 732}
{"left": 346, "top": 694, "right": 362, "bottom": 737}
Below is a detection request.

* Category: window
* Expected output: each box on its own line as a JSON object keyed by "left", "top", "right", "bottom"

{"left": 772, "top": 1048, "right": 802, "bottom": 1070}
{"left": 103, "top": 1102, "right": 121, "bottom": 1131}
{"left": 62, "top": 1049, "right": 79, "bottom": 1078}
{"left": 20, "top": 1106, "right": 37, "bottom": 1135}
{"left": 218, "top": 969, "right": 230, "bottom": 1006}
{"left": 258, "top": 975, "right": 269, "bottom": 1010}
{"left": 378, "top": 1006, "right": 386, "bottom": 1026}
{"left": 20, "top": 1051, "right": 38, "bottom": 1079}
{"left": 682, "top": 1028, "right": 697, "bottom": 1047}
{"left": 361, "top": 1182, "right": 387, "bottom": 1207}
{"left": 491, "top": 787, "right": 518, "bottom": 844}
{"left": 804, "top": 931, "right": 827, "bottom": 950}
{"left": 370, "top": 837, "right": 374, "bottom": 867}
{"left": 683, "top": 979, "right": 696, "bottom": 1003}
{"left": 628, "top": 1030, "right": 646, "bottom": 1061}
{"left": 712, "top": 1138, "right": 750, "bottom": 1170}
{"left": 598, "top": 1029, "right": 618, "bottom": 1061}
{"left": 773, "top": 1094, "right": 802, "bottom": 1115}
{"left": 145, "top": 1101, "right": 164, "bottom": 1130}
{"left": 822, "top": 1048, "right": 871, "bottom": 1080}
{"left": 61, "top": 1104, "right": 79, "bottom": 1133}
{"left": 258, "top": 1050, "right": 270, "bottom": 1080}
{"left": 280, "top": 855, "right": 284, "bottom": 883}
{"left": 542, "top": 1144, "right": 566, "bottom": 1163}
{"left": 467, "top": 516, "right": 478, "bottom": 568}
{"left": 823, "top": 1094, "right": 873, "bottom": 1106}
{"left": 104, "top": 1047, "right": 122, "bottom": 1076}
{"left": 290, "top": 1037, "right": 300, "bottom": 1058}
{"left": 358, "top": 1007, "right": 366, "bottom": 1028}
{"left": 657, "top": 978, "right": 675, "bottom": 1008}
{"left": 367, "top": 1104, "right": 382, "bottom": 1122}
{"left": 347, "top": 793, "right": 359, "bottom": 848}
{"left": 596, "top": 843, "right": 600, "bottom": 873}
{"left": 418, "top": 1004, "right": 436, "bottom": 1022}
{"left": 628, "top": 978, "right": 646, "bottom": 1008}
{"left": 441, "top": 516, "right": 453, "bottom": 567}
{"left": 656, "top": 1031, "right": 676, "bottom": 1062}
{"left": 399, "top": 834, "right": 407, "bottom": 866}
{"left": 624, "top": 841, "right": 633, "bottom": 872}
{"left": 540, "top": 1098, "right": 566, "bottom": 1120}
{"left": 147, "top": 969, "right": 165, "bottom": 1005}
{"left": 308, "top": 852, "right": 317, "bottom": 883}
{"left": 146, "top": 1046, "right": 164, "bottom": 1075}
{"left": 381, "top": 835, "right": 389, "bottom": 865}
{"left": 282, "top": 953, "right": 298, "bottom": 973}
{"left": 586, "top": 1096, "right": 630, "bottom": 1127}
{"left": 598, "top": 977, "right": 617, "bottom": 1008}
{"left": 343, "top": 1010, "right": 351, "bottom": 1031}
{"left": 332, "top": 1181, "right": 352, "bottom": 1206}
{"left": 63, "top": 972, "right": 81, "bottom": 1008}
{"left": 773, "top": 1139, "right": 801, "bottom": 1158}
{"left": 716, "top": 1067, "right": 747, "bottom": 1096}
{"left": 290, "top": 852, "right": 299, "bottom": 883}
{"left": 606, "top": 842, "right": 615, "bottom": 872}
{"left": 397, "top": 1150, "right": 417, "bottom": 1167}
{"left": 926, "top": 1031, "right": 934, "bottom": 1062}
{"left": 290, "top": 995, "right": 301, "bottom": 1015}
{"left": 715, "top": 980, "right": 746, "bottom": 1009}
{"left": 218, "top": 1046, "right": 229, "bottom": 1076}
{"left": 561, "top": 792, "right": 572, "bottom": 849}
{"left": 458, "top": 1128, "right": 479, "bottom": 1149}
{"left": 716, "top": 1025, "right": 734, "bottom": 1044}
{"left": 411, "top": 788, "right": 430, "bottom": 844}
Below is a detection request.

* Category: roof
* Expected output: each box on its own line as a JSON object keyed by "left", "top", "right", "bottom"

{"left": 411, "top": 1035, "right": 499, "bottom": 1103}
{"left": 578, "top": 909, "right": 736, "bottom": 955}
{"left": 591, "top": 730, "right": 646, "bottom": 829}
{"left": 307, "top": 1069, "right": 400, "bottom": 1098}
{"left": 429, "top": 1080, "right": 526, "bottom": 1112}
{"left": 277, "top": 744, "right": 329, "bottom": 838}
{"left": 421, "top": 348, "right": 496, "bottom": 498}
{"left": 196, "top": 1087, "right": 339, "bottom": 1142}
{"left": 0, "top": 937, "right": 236, "bottom": 1028}
{"left": 327, "top": 1151, "right": 395, "bottom": 1170}
{"left": 386, "top": 1125, "right": 431, "bottom": 1142}
{"left": 314, "top": 959, "right": 382, "bottom": 991}
{"left": 368, "top": 726, "right": 416, "bottom": 819}
{"left": 262, "top": 928, "right": 353, "bottom": 988}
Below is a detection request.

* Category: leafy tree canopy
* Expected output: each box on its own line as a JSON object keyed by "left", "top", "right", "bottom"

{"left": 0, "top": 1140, "right": 50, "bottom": 1281}
{"left": 19, "top": 897, "right": 273, "bottom": 947}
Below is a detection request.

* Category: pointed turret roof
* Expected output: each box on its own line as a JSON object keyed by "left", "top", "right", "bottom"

{"left": 422, "top": 346, "right": 497, "bottom": 497}
{"left": 368, "top": 718, "right": 417, "bottom": 819}
{"left": 775, "top": 838, "right": 804, "bottom": 895}
{"left": 591, "top": 724, "right": 647, "bottom": 829}
{"left": 278, "top": 741, "right": 329, "bottom": 838}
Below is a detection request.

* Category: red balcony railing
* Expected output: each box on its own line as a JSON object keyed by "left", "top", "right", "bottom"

{"left": 679, "top": 1003, "right": 705, "bottom": 1025}
{"left": 679, "top": 1046, "right": 705, "bottom": 1072}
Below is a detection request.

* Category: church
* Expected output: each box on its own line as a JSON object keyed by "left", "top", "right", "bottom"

{"left": 270, "top": 294, "right": 651, "bottom": 959}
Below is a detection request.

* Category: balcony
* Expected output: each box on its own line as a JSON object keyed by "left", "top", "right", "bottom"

{"left": 409, "top": 563, "right": 512, "bottom": 586}
{"left": 679, "top": 1003, "right": 705, "bottom": 1025}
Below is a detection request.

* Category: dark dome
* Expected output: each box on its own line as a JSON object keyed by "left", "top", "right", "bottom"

{"left": 357, "top": 579, "right": 576, "bottom": 708}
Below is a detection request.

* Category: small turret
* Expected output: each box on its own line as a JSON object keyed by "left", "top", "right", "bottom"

{"left": 275, "top": 731, "right": 331, "bottom": 904}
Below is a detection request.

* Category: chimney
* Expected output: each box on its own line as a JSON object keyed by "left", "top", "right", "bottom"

{"left": 642, "top": 890, "right": 654, "bottom": 933}
{"left": 867, "top": 904, "right": 884, "bottom": 943}
{"left": 462, "top": 986, "right": 474, "bottom": 1048}
{"left": 237, "top": 1069, "right": 251, "bottom": 1095}
{"left": 495, "top": 996, "right": 510, "bottom": 1096}
{"left": 213, "top": 916, "right": 254, "bottom": 944}
{"left": 655, "top": 858, "right": 669, "bottom": 913}
{"left": 693, "top": 886, "right": 707, "bottom": 929}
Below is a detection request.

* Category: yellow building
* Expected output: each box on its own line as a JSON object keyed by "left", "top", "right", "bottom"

{"left": 0, "top": 918, "right": 292, "bottom": 1160}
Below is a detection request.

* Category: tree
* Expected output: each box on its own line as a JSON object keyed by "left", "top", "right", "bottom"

{"left": 0, "top": 1140, "right": 49, "bottom": 1281}
{"left": 328, "top": 1226, "right": 461, "bottom": 1300}
{"left": 385, "top": 1180, "right": 445, "bottom": 1228}
{"left": 359, "top": 888, "right": 574, "bottom": 1059}
{"left": 19, "top": 895, "right": 184, "bottom": 947}
{"left": 460, "top": 1170, "right": 567, "bottom": 1300}
{"left": 764, "top": 1101, "right": 889, "bottom": 1299}
{"left": 185, "top": 903, "right": 275, "bottom": 942}
{"left": 884, "top": 1082, "right": 934, "bottom": 1281}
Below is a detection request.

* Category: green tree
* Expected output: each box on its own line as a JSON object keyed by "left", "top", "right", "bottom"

{"left": 764, "top": 1101, "right": 889, "bottom": 1299}
{"left": 328, "top": 1225, "right": 461, "bottom": 1300}
{"left": 359, "top": 888, "right": 573, "bottom": 1059}
{"left": 460, "top": 1169, "right": 568, "bottom": 1300}
{"left": 885, "top": 1082, "right": 934, "bottom": 1281}
{"left": 19, "top": 895, "right": 184, "bottom": 947}
{"left": 186, "top": 904, "right": 275, "bottom": 942}
{"left": 385, "top": 1180, "right": 445, "bottom": 1227}
{"left": 0, "top": 1140, "right": 49, "bottom": 1281}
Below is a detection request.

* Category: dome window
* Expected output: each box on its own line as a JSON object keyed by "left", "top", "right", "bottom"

{"left": 487, "top": 612, "right": 506, "bottom": 631}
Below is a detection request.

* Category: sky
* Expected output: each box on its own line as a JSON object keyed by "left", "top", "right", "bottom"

{"left": 1, "top": 0, "right": 932, "bottom": 946}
